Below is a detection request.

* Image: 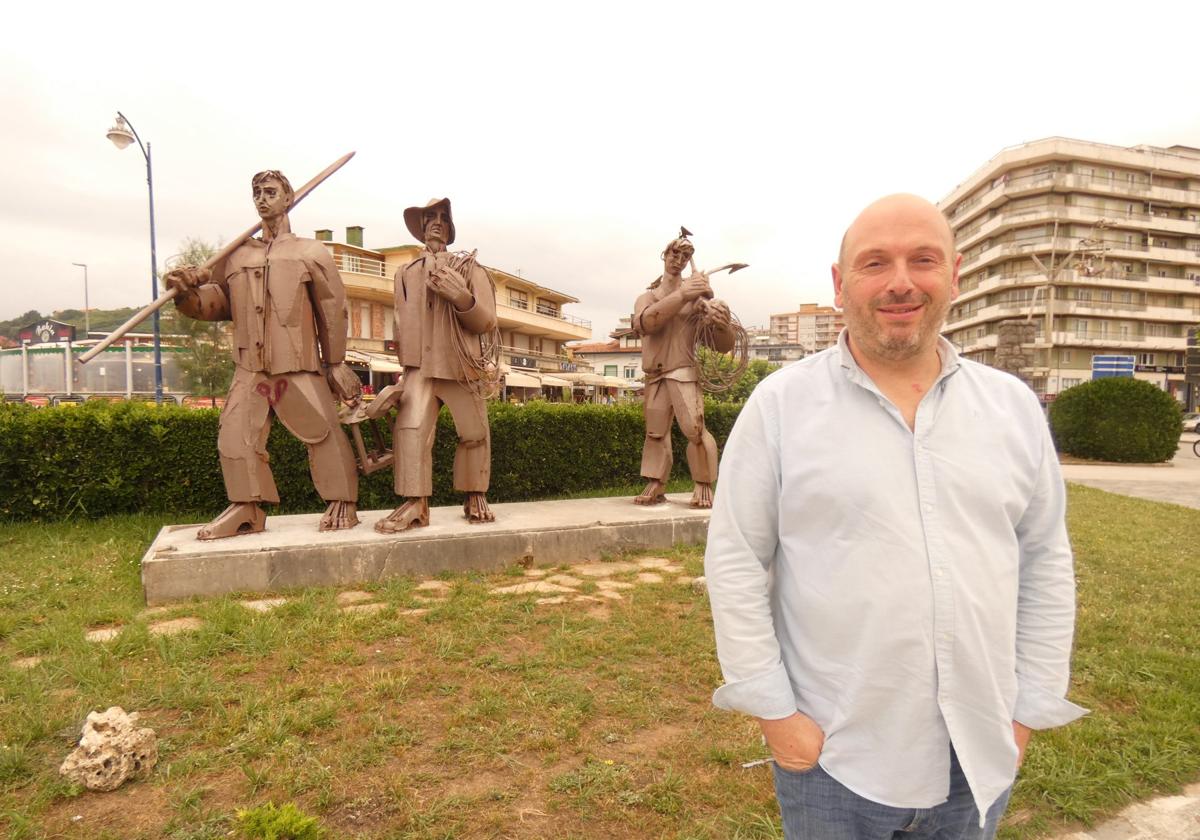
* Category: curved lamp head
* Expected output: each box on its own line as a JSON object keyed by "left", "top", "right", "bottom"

{"left": 106, "top": 115, "right": 135, "bottom": 150}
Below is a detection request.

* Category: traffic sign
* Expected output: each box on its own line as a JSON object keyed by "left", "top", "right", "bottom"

{"left": 1092, "top": 355, "right": 1135, "bottom": 379}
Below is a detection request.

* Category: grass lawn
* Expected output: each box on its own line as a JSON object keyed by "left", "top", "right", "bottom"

{"left": 0, "top": 484, "right": 1197, "bottom": 839}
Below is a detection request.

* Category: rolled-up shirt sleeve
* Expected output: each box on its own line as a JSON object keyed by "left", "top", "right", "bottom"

{"left": 1012, "top": 420, "right": 1089, "bottom": 729}
{"left": 705, "top": 389, "right": 797, "bottom": 720}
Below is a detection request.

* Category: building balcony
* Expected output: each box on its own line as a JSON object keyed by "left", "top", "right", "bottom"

{"left": 949, "top": 168, "right": 1200, "bottom": 228}
{"left": 500, "top": 344, "right": 577, "bottom": 373}
{"left": 956, "top": 204, "right": 1200, "bottom": 253}
{"left": 496, "top": 301, "right": 591, "bottom": 342}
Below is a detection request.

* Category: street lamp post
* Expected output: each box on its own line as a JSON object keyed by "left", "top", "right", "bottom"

{"left": 106, "top": 112, "right": 163, "bottom": 404}
{"left": 71, "top": 262, "right": 89, "bottom": 337}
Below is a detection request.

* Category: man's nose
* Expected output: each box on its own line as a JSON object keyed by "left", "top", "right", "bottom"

{"left": 884, "top": 262, "right": 916, "bottom": 295}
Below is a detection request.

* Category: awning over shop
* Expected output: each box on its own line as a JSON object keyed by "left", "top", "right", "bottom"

{"left": 540, "top": 375, "right": 571, "bottom": 387}
{"left": 505, "top": 371, "right": 542, "bottom": 388}
{"left": 602, "top": 376, "right": 630, "bottom": 388}
{"left": 346, "top": 350, "right": 403, "bottom": 373}
{"left": 619, "top": 380, "right": 644, "bottom": 390}
{"left": 558, "top": 372, "right": 606, "bottom": 386}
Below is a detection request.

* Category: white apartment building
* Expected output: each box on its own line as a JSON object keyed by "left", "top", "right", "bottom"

{"left": 769, "top": 304, "right": 844, "bottom": 353}
{"left": 939, "top": 138, "right": 1200, "bottom": 404}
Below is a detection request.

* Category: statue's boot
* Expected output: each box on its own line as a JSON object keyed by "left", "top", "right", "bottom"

{"left": 633, "top": 479, "right": 667, "bottom": 506}
{"left": 690, "top": 482, "right": 714, "bottom": 509}
{"left": 197, "top": 502, "right": 266, "bottom": 541}
{"left": 375, "top": 498, "right": 430, "bottom": 534}
{"left": 463, "top": 492, "right": 495, "bottom": 524}
{"left": 319, "top": 500, "right": 359, "bottom": 532}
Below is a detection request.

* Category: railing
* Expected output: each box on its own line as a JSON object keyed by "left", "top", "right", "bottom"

{"left": 332, "top": 252, "right": 390, "bottom": 278}
{"left": 499, "top": 345, "right": 573, "bottom": 368}
{"left": 499, "top": 300, "right": 591, "bottom": 330}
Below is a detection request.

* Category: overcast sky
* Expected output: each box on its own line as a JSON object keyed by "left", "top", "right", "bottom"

{"left": 4, "top": 0, "right": 1198, "bottom": 338}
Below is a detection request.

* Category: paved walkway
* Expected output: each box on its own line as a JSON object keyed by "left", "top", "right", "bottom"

{"left": 1060, "top": 434, "right": 1200, "bottom": 510}
{"left": 1054, "top": 781, "right": 1200, "bottom": 839}
{"left": 1053, "top": 434, "right": 1199, "bottom": 839}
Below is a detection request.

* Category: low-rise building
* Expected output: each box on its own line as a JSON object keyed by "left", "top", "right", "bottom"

{"left": 316, "top": 227, "right": 592, "bottom": 395}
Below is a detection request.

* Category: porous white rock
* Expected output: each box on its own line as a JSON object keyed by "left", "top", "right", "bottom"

{"left": 59, "top": 707, "right": 157, "bottom": 792}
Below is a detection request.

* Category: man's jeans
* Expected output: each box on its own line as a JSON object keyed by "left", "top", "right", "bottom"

{"left": 772, "top": 749, "right": 1012, "bottom": 840}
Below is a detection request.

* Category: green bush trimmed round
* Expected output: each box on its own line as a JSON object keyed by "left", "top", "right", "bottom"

{"left": 1049, "top": 377, "right": 1181, "bottom": 463}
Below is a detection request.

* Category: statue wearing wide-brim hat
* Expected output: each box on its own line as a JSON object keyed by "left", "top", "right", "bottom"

{"left": 404, "top": 198, "right": 456, "bottom": 246}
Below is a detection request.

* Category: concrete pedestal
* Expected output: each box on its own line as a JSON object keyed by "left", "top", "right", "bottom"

{"left": 141, "top": 494, "right": 710, "bottom": 605}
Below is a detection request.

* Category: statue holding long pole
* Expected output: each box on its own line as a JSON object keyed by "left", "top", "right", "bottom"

{"left": 123, "top": 156, "right": 363, "bottom": 539}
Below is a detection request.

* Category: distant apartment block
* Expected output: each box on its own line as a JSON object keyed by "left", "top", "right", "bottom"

{"left": 769, "top": 304, "right": 845, "bottom": 353}
{"left": 939, "top": 138, "right": 1200, "bottom": 404}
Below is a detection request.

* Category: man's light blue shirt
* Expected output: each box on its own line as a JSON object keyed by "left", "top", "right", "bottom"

{"left": 705, "top": 331, "right": 1087, "bottom": 820}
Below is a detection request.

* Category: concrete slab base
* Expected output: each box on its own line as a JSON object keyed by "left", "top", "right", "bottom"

{"left": 141, "top": 494, "right": 710, "bottom": 605}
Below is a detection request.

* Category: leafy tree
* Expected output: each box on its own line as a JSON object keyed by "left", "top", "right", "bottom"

{"left": 696, "top": 346, "right": 778, "bottom": 403}
{"left": 162, "top": 238, "right": 232, "bottom": 406}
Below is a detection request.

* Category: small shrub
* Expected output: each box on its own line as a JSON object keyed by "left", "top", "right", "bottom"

{"left": 235, "top": 802, "right": 324, "bottom": 840}
{"left": 1049, "top": 377, "right": 1181, "bottom": 462}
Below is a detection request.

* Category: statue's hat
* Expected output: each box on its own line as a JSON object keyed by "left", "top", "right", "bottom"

{"left": 404, "top": 197, "right": 455, "bottom": 246}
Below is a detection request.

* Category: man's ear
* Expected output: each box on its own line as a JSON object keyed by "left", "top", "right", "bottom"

{"left": 832, "top": 263, "right": 844, "bottom": 308}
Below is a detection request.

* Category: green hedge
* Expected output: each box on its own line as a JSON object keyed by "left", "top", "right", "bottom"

{"left": 0, "top": 400, "right": 743, "bottom": 521}
{"left": 1048, "top": 377, "right": 1181, "bottom": 463}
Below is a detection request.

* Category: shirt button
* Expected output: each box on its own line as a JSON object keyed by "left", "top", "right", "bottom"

{"left": 923, "top": 503, "right": 933, "bottom": 513}
{"left": 934, "top": 568, "right": 944, "bottom": 578}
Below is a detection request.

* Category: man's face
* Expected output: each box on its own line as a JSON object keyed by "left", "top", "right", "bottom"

{"left": 832, "top": 196, "right": 960, "bottom": 363}
{"left": 422, "top": 207, "right": 451, "bottom": 245}
{"left": 664, "top": 244, "right": 692, "bottom": 277}
{"left": 252, "top": 178, "right": 289, "bottom": 220}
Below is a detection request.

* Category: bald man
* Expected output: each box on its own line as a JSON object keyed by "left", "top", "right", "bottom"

{"left": 704, "top": 195, "right": 1085, "bottom": 839}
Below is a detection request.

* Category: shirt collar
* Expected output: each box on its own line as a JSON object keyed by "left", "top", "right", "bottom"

{"left": 836, "top": 328, "right": 962, "bottom": 390}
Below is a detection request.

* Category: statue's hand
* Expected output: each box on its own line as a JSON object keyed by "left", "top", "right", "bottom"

{"left": 705, "top": 299, "right": 732, "bottom": 326}
{"left": 164, "top": 266, "right": 212, "bottom": 294}
{"left": 428, "top": 266, "right": 473, "bottom": 310}
{"left": 680, "top": 272, "right": 712, "bottom": 302}
{"left": 326, "top": 363, "right": 363, "bottom": 407}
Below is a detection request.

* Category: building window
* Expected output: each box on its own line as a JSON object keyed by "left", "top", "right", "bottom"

{"left": 361, "top": 304, "right": 371, "bottom": 338}
{"left": 1060, "top": 349, "right": 1071, "bottom": 363}
{"left": 1139, "top": 353, "right": 1156, "bottom": 365}
{"left": 1062, "top": 378, "right": 1081, "bottom": 389}
{"left": 384, "top": 309, "right": 394, "bottom": 340}
{"left": 624, "top": 366, "right": 637, "bottom": 379}
{"left": 1075, "top": 319, "right": 1087, "bottom": 336}
{"left": 509, "top": 290, "right": 528, "bottom": 310}
{"left": 604, "top": 364, "right": 618, "bottom": 377}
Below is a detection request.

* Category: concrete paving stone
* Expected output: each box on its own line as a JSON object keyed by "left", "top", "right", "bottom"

{"left": 397, "top": 608, "right": 429, "bottom": 617}
{"left": 572, "top": 595, "right": 605, "bottom": 603}
{"left": 571, "top": 561, "right": 642, "bottom": 577}
{"left": 545, "top": 574, "right": 584, "bottom": 587}
{"left": 523, "top": 568, "right": 549, "bottom": 577}
{"left": 597, "top": 590, "right": 624, "bottom": 600}
{"left": 342, "top": 602, "right": 389, "bottom": 616}
{"left": 536, "top": 596, "right": 569, "bottom": 605}
{"left": 490, "top": 581, "right": 577, "bottom": 595}
{"left": 636, "top": 572, "right": 664, "bottom": 584}
{"left": 676, "top": 576, "right": 694, "bottom": 585}
{"left": 596, "top": 580, "right": 634, "bottom": 591}
{"left": 85, "top": 627, "right": 122, "bottom": 643}
{"left": 661, "top": 564, "right": 685, "bottom": 573}
{"left": 415, "top": 580, "right": 452, "bottom": 593}
{"left": 336, "top": 590, "right": 376, "bottom": 606}
{"left": 636, "top": 557, "right": 673, "bottom": 568}
{"left": 149, "top": 617, "right": 204, "bottom": 636}
{"left": 11, "top": 656, "right": 43, "bottom": 670}
{"left": 240, "top": 598, "right": 287, "bottom": 613}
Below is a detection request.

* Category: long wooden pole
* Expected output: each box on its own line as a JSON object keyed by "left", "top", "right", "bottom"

{"left": 79, "top": 151, "right": 356, "bottom": 364}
